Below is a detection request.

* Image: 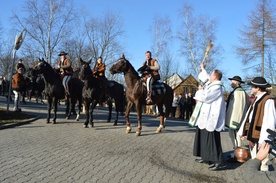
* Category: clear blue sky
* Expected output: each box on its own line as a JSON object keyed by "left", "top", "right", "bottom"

{"left": 0, "top": 0, "right": 272, "bottom": 84}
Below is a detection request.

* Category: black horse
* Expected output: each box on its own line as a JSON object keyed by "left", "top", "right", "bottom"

{"left": 78, "top": 58, "right": 125, "bottom": 127}
{"left": 106, "top": 80, "right": 125, "bottom": 124}
{"left": 25, "top": 68, "right": 45, "bottom": 104}
{"left": 33, "top": 58, "right": 83, "bottom": 123}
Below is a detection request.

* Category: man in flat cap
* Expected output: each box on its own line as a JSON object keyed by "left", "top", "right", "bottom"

{"left": 225, "top": 76, "right": 250, "bottom": 162}
{"left": 238, "top": 76, "right": 276, "bottom": 171}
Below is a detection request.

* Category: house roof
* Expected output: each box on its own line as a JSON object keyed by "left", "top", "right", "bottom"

{"left": 164, "top": 73, "right": 185, "bottom": 89}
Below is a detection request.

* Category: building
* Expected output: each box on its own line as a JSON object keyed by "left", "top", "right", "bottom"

{"left": 165, "top": 73, "right": 199, "bottom": 95}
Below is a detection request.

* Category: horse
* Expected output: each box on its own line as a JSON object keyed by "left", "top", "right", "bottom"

{"left": 24, "top": 68, "right": 45, "bottom": 104}
{"left": 78, "top": 58, "right": 102, "bottom": 128}
{"left": 33, "top": 58, "right": 83, "bottom": 123}
{"left": 78, "top": 58, "right": 125, "bottom": 127}
{"left": 107, "top": 80, "right": 125, "bottom": 124}
{"left": 109, "top": 54, "right": 173, "bottom": 136}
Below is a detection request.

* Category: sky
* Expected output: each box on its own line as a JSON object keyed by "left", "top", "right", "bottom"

{"left": 0, "top": 0, "right": 274, "bottom": 86}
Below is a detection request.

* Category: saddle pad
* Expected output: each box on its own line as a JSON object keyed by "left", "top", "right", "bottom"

{"left": 152, "top": 82, "right": 166, "bottom": 96}
{"left": 188, "top": 101, "right": 203, "bottom": 127}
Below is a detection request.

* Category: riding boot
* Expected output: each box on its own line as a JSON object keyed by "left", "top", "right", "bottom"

{"left": 146, "top": 91, "right": 152, "bottom": 104}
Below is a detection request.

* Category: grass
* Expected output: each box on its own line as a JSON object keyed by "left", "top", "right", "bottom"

{"left": 0, "top": 107, "right": 36, "bottom": 124}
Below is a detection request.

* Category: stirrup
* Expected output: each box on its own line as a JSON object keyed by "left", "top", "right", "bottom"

{"left": 146, "top": 96, "right": 152, "bottom": 104}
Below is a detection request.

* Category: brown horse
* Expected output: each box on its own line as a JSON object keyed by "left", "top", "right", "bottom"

{"left": 109, "top": 54, "right": 173, "bottom": 136}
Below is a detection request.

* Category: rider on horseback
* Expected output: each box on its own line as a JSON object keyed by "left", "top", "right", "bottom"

{"left": 92, "top": 56, "right": 111, "bottom": 101}
{"left": 138, "top": 51, "right": 160, "bottom": 104}
{"left": 15, "top": 59, "right": 26, "bottom": 73}
{"left": 57, "top": 51, "right": 73, "bottom": 96}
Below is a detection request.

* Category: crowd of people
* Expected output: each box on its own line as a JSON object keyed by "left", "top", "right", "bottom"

{"left": 191, "top": 62, "right": 276, "bottom": 177}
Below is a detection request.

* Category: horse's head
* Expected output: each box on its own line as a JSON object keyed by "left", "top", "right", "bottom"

{"left": 109, "top": 54, "right": 129, "bottom": 74}
{"left": 78, "top": 58, "right": 93, "bottom": 80}
{"left": 33, "top": 58, "right": 51, "bottom": 74}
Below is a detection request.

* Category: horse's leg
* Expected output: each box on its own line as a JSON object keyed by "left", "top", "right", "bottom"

{"left": 47, "top": 98, "right": 52, "bottom": 123}
{"left": 22, "top": 91, "right": 26, "bottom": 104}
{"left": 75, "top": 98, "right": 81, "bottom": 121}
{"left": 156, "top": 104, "right": 165, "bottom": 133}
{"left": 52, "top": 98, "right": 58, "bottom": 124}
{"left": 135, "top": 103, "right": 143, "bottom": 136}
{"left": 66, "top": 98, "right": 72, "bottom": 120}
{"left": 83, "top": 102, "right": 90, "bottom": 128}
{"left": 89, "top": 100, "right": 98, "bottom": 128}
{"left": 113, "top": 98, "right": 120, "bottom": 126}
{"left": 107, "top": 99, "right": 112, "bottom": 122}
{"left": 114, "top": 108, "right": 119, "bottom": 126}
{"left": 125, "top": 101, "right": 133, "bottom": 133}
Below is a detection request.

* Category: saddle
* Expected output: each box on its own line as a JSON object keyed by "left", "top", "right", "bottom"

{"left": 142, "top": 80, "right": 166, "bottom": 96}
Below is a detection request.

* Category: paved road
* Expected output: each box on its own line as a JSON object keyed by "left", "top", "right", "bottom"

{"left": 0, "top": 96, "right": 246, "bottom": 183}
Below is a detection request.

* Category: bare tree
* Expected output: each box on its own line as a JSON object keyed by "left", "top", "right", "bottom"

{"left": 11, "top": 0, "right": 77, "bottom": 65}
{"left": 84, "top": 10, "right": 125, "bottom": 67}
{"left": 149, "top": 15, "right": 175, "bottom": 81}
{"left": 236, "top": 0, "right": 276, "bottom": 78}
{"left": 177, "top": 2, "right": 222, "bottom": 78}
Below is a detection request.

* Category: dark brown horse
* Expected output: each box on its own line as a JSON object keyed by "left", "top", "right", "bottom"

{"left": 109, "top": 54, "right": 173, "bottom": 136}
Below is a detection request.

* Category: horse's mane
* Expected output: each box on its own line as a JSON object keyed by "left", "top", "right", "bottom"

{"left": 125, "top": 60, "right": 140, "bottom": 79}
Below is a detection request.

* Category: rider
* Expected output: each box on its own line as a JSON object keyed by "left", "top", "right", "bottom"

{"left": 140, "top": 51, "right": 160, "bottom": 104}
{"left": 15, "top": 59, "right": 26, "bottom": 73}
{"left": 92, "top": 56, "right": 111, "bottom": 100}
{"left": 57, "top": 51, "right": 73, "bottom": 96}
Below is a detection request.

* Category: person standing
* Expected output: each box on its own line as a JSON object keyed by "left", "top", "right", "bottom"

{"left": 140, "top": 51, "right": 160, "bottom": 104}
{"left": 178, "top": 94, "right": 184, "bottom": 119}
{"left": 12, "top": 67, "right": 26, "bottom": 111}
{"left": 238, "top": 76, "right": 276, "bottom": 171}
{"left": 225, "top": 76, "right": 250, "bottom": 162}
{"left": 92, "top": 56, "right": 110, "bottom": 100}
{"left": 193, "top": 63, "right": 226, "bottom": 171}
{"left": 57, "top": 51, "right": 73, "bottom": 96}
{"left": 171, "top": 93, "right": 179, "bottom": 118}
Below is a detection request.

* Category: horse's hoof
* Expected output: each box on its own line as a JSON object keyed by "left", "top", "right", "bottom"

{"left": 156, "top": 127, "right": 162, "bottom": 133}
{"left": 89, "top": 124, "right": 94, "bottom": 128}
{"left": 113, "top": 122, "right": 117, "bottom": 126}
{"left": 125, "top": 128, "right": 131, "bottom": 134}
{"left": 65, "top": 117, "right": 69, "bottom": 120}
{"left": 46, "top": 121, "right": 51, "bottom": 124}
{"left": 135, "top": 131, "right": 141, "bottom": 136}
{"left": 83, "top": 125, "right": 88, "bottom": 128}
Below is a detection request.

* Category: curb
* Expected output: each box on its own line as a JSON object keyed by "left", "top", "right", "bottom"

{"left": 0, "top": 116, "right": 41, "bottom": 130}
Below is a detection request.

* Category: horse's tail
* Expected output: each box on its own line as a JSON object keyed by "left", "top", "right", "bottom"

{"left": 119, "top": 85, "right": 125, "bottom": 114}
{"left": 164, "top": 83, "right": 173, "bottom": 116}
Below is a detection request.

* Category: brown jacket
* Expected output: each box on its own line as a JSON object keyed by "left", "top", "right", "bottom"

{"left": 242, "top": 94, "right": 270, "bottom": 142}
{"left": 143, "top": 58, "right": 159, "bottom": 77}
{"left": 12, "top": 73, "right": 26, "bottom": 92}
{"left": 93, "top": 63, "right": 105, "bottom": 78}
{"left": 57, "top": 58, "right": 73, "bottom": 75}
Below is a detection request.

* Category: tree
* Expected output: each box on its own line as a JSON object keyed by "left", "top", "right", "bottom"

{"left": 177, "top": 2, "right": 222, "bottom": 80}
{"left": 84, "top": 10, "right": 125, "bottom": 67}
{"left": 149, "top": 15, "right": 176, "bottom": 81}
{"left": 11, "top": 0, "right": 77, "bottom": 65}
{"left": 236, "top": 0, "right": 276, "bottom": 78}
